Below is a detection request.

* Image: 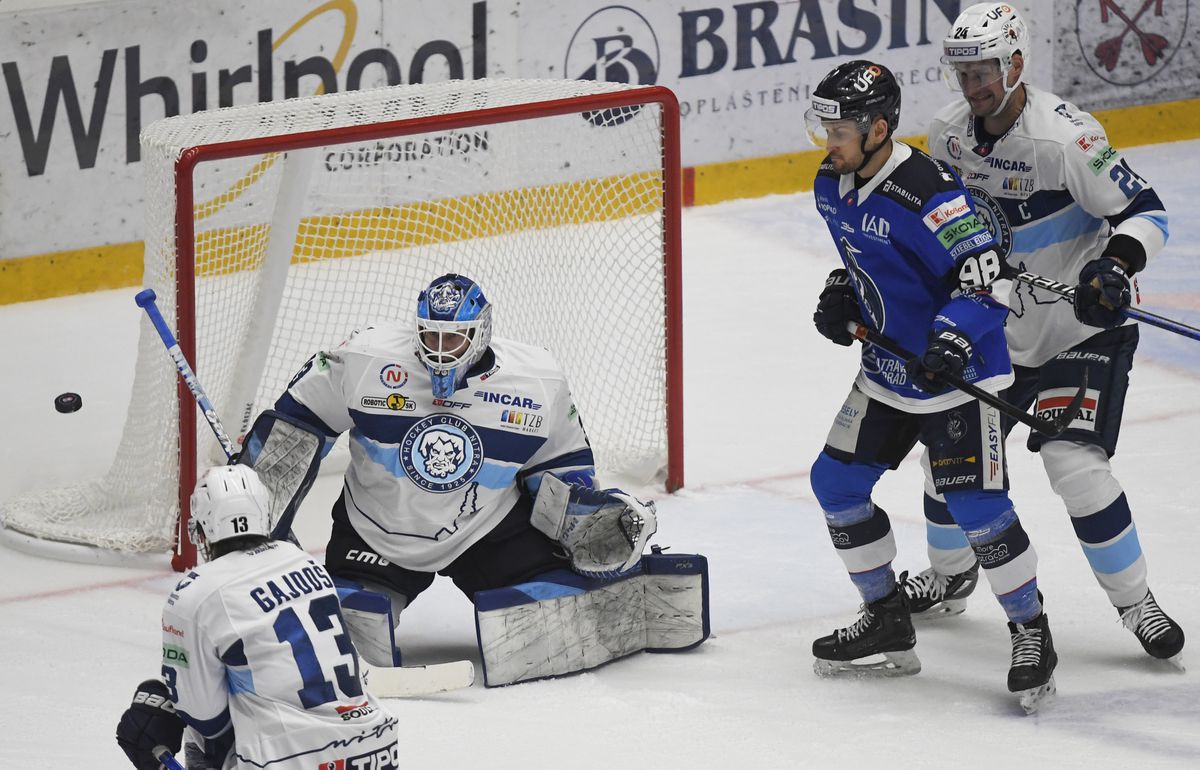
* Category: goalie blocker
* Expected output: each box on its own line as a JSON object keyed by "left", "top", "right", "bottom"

{"left": 474, "top": 548, "right": 710, "bottom": 686}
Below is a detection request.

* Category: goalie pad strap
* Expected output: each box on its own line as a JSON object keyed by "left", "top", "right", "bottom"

{"left": 474, "top": 552, "right": 710, "bottom": 686}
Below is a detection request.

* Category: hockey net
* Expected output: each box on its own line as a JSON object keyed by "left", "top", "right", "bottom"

{"left": 0, "top": 79, "right": 682, "bottom": 569}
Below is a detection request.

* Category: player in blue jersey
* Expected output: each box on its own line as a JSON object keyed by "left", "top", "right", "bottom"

{"left": 242, "top": 273, "right": 707, "bottom": 686}
{"left": 904, "top": 3, "right": 1183, "bottom": 668}
{"left": 805, "top": 60, "right": 1056, "bottom": 712}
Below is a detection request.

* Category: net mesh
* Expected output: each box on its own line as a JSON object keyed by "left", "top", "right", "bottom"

{"left": 0, "top": 79, "right": 676, "bottom": 556}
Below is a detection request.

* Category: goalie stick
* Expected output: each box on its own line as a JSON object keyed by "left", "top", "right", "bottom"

{"left": 848, "top": 321, "right": 1087, "bottom": 438}
{"left": 134, "top": 289, "right": 475, "bottom": 699}
{"left": 135, "top": 289, "right": 237, "bottom": 459}
{"left": 1004, "top": 267, "right": 1200, "bottom": 342}
{"left": 362, "top": 660, "right": 476, "bottom": 698}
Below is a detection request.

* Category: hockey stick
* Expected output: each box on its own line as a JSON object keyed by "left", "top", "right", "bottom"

{"left": 362, "top": 660, "right": 476, "bottom": 698}
{"left": 135, "top": 289, "right": 474, "bottom": 698}
{"left": 848, "top": 322, "right": 1087, "bottom": 437}
{"left": 135, "top": 289, "right": 239, "bottom": 459}
{"left": 153, "top": 746, "right": 186, "bottom": 770}
{"left": 1005, "top": 268, "right": 1200, "bottom": 343}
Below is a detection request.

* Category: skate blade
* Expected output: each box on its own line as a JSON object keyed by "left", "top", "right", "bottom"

{"left": 911, "top": 598, "right": 968, "bottom": 623}
{"left": 1017, "top": 676, "right": 1056, "bottom": 715}
{"left": 1159, "top": 652, "right": 1185, "bottom": 672}
{"left": 813, "top": 649, "right": 921, "bottom": 678}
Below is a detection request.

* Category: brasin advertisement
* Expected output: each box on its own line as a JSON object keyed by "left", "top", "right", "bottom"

{"left": 5, "top": 0, "right": 1194, "bottom": 300}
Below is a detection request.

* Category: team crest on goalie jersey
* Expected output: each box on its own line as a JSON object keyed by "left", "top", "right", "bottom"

{"left": 400, "top": 415, "right": 483, "bottom": 492}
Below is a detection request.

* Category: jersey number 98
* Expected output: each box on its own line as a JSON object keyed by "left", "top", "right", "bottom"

{"left": 957, "top": 249, "right": 1002, "bottom": 291}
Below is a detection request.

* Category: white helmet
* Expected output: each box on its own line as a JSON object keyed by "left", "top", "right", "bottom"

{"left": 941, "top": 3, "right": 1030, "bottom": 115}
{"left": 188, "top": 465, "right": 272, "bottom": 553}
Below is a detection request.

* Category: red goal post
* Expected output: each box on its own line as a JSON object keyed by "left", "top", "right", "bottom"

{"left": 0, "top": 79, "right": 683, "bottom": 571}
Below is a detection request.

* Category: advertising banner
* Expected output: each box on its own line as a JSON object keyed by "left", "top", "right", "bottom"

{"left": 515, "top": 1, "right": 1052, "bottom": 165}
{"left": 1054, "top": 0, "right": 1198, "bottom": 113}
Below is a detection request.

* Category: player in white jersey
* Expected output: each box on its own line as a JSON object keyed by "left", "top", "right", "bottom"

{"left": 116, "top": 465, "right": 398, "bottom": 770}
{"left": 248, "top": 273, "right": 703, "bottom": 685}
{"left": 903, "top": 2, "right": 1183, "bottom": 665}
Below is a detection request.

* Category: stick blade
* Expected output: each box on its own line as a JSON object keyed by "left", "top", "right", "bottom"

{"left": 363, "top": 660, "right": 475, "bottom": 698}
{"left": 1046, "top": 369, "right": 1090, "bottom": 437}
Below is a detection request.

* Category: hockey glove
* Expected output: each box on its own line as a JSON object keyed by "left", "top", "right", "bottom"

{"left": 1074, "top": 257, "right": 1131, "bottom": 329}
{"left": 906, "top": 328, "right": 973, "bottom": 394}
{"left": 813, "top": 268, "right": 863, "bottom": 346}
{"left": 116, "top": 679, "right": 185, "bottom": 770}
{"left": 531, "top": 474, "right": 658, "bottom": 580}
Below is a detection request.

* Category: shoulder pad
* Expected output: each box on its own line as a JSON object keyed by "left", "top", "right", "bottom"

{"left": 876, "top": 150, "right": 959, "bottom": 212}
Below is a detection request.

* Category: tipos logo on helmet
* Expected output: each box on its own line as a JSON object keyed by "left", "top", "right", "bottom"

{"left": 416, "top": 273, "right": 494, "bottom": 399}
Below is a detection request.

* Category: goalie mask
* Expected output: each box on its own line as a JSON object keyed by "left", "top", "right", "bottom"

{"left": 941, "top": 3, "right": 1029, "bottom": 117}
{"left": 416, "top": 273, "right": 494, "bottom": 398}
{"left": 188, "top": 465, "right": 272, "bottom": 558}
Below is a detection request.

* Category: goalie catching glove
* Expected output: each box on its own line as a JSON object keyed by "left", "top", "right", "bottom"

{"left": 531, "top": 474, "right": 658, "bottom": 579}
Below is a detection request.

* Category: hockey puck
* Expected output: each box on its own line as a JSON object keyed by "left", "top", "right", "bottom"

{"left": 54, "top": 392, "right": 82, "bottom": 413}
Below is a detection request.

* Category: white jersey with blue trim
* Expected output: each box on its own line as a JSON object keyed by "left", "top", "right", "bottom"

{"left": 276, "top": 322, "right": 595, "bottom": 572}
{"left": 930, "top": 85, "right": 1168, "bottom": 367}
{"left": 162, "top": 541, "right": 398, "bottom": 769}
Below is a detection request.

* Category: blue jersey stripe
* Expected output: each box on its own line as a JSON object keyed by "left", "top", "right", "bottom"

{"left": 352, "top": 431, "right": 520, "bottom": 490}
{"left": 349, "top": 410, "right": 546, "bottom": 464}
{"left": 1012, "top": 203, "right": 1103, "bottom": 254}
{"left": 275, "top": 393, "right": 340, "bottom": 439}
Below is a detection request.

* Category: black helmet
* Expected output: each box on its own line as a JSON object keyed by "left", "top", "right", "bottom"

{"left": 808, "top": 60, "right": 901, "bottom": 135}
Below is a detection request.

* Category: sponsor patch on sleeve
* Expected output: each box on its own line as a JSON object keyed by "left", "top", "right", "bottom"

{"left": 922, "top": 194, "right": 971, "bottom": 231}
{"left": 935, "top": 214, "right": 985, "bottom": 249}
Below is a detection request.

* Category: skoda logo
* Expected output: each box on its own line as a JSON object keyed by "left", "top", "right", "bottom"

{"left": 565, "top": 6, "right": 659, "bottom": 126}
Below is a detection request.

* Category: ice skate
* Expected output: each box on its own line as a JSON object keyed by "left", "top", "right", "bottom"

{"left": 1007, "top": 611, "right": 1057, "bottom": 715}
{"left": 1119, "top": 590, "right": 1185, "bottom": 670}
{"left": 902, "top": 563, "right": 979, "bottom": 621}
{"left": 813, "top": 583, "right": 920, "bottom": 678}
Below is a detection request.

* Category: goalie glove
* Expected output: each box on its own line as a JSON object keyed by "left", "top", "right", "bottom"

{"left": 531, "top": 474, "right": 658, "bottom": 580}
{"left": 115, "top": 679, "right": 185, "bottom": 770}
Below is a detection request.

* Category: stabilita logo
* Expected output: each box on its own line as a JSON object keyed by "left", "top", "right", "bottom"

{"left": 2, "top": 0, "right": 489, "bottom": 176}
{"left": 565, "top": 6, "right": 659, "bottom": 126}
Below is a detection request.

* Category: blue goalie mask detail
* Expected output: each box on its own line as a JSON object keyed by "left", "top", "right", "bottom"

{"left": 416, "top": 273, "right": 493, "bottom": 398}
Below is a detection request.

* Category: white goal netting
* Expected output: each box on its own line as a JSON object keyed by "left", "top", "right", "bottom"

{"left": 0, "top": 79, "right": 681, "bottom": 564}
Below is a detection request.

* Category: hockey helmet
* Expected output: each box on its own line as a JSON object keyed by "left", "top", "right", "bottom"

{"left": 188, "top": 465, "right": 272, "bottom": 555}
{"left": 416, "top": 273, "right": 494, "bottom": 398}
{"left": 941, "top": 3, "right": 1030, "bottom": 113}
{"left": 804, "top": 60, "right": 901, "bottom": 149}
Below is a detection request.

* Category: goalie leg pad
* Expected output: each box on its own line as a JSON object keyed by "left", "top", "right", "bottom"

{"left": 334, "top": 578, "right": 407, "bottom": 667}
{"left": 473, "top": 551, "right": 709, "bottom": 686}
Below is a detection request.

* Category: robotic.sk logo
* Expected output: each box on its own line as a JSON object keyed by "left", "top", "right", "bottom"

{"left": 564, "top": 6, "right": 660, "bottom": 127}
